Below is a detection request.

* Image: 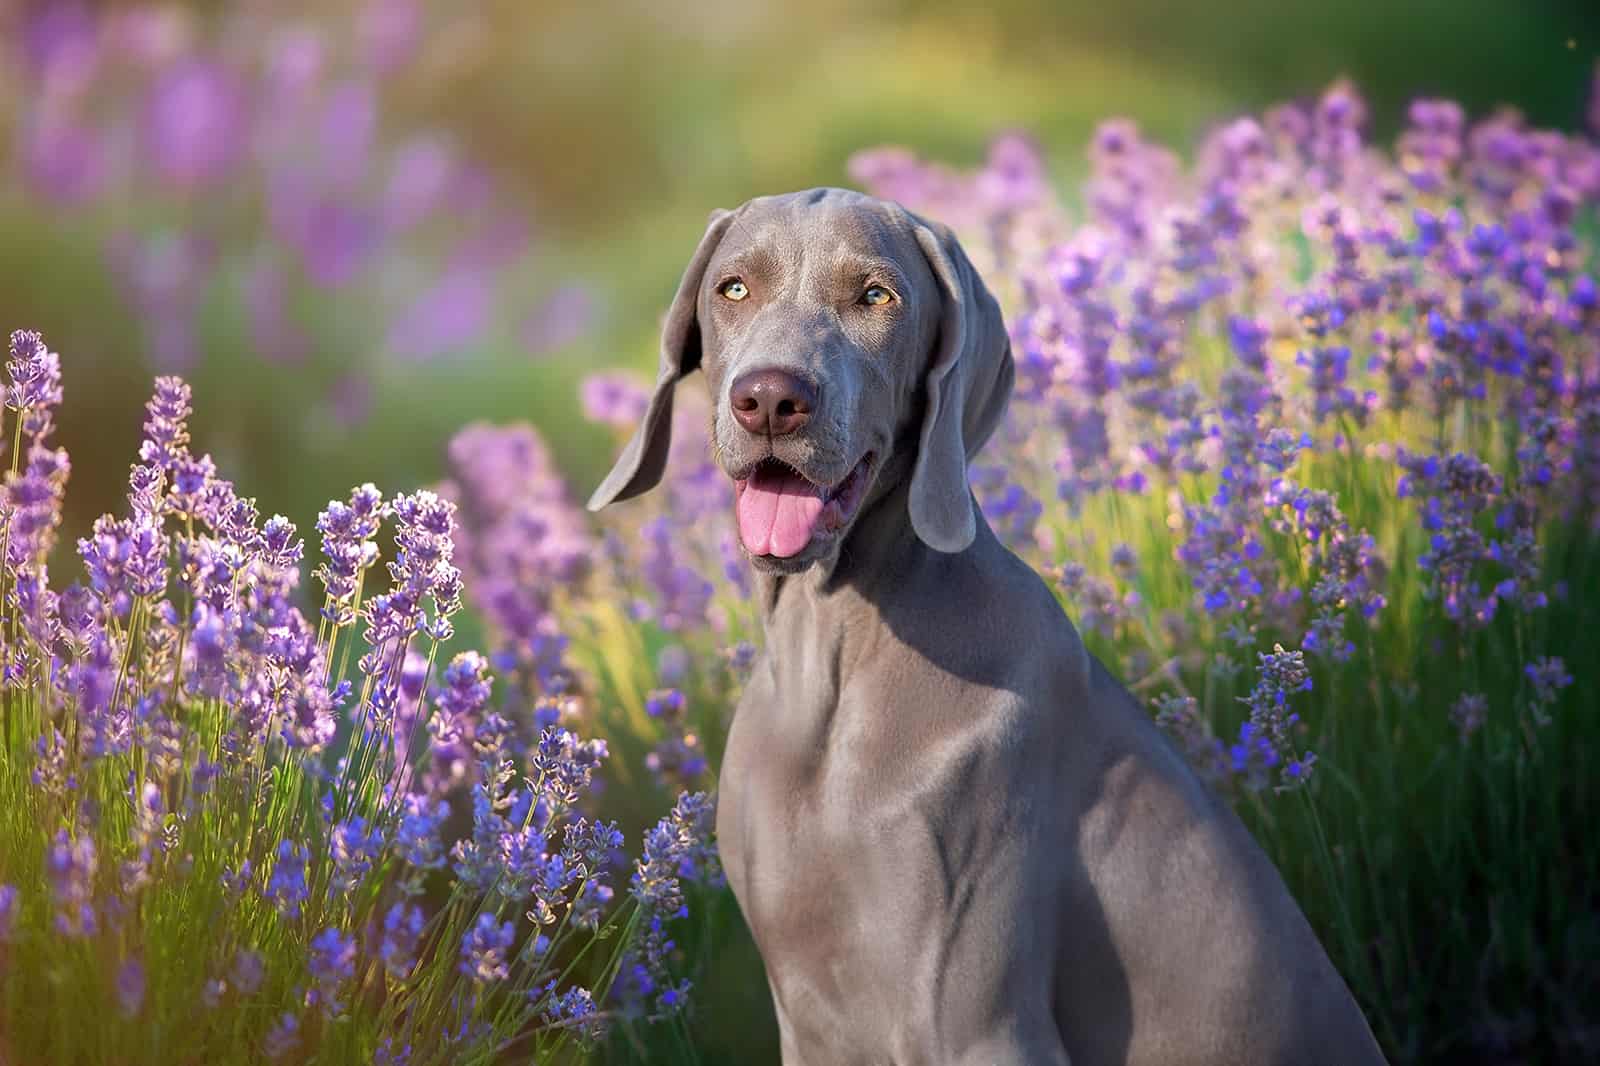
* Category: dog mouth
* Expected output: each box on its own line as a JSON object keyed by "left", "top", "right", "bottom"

{"left": 733, "top": 452, "right": 875, "bottom": 559}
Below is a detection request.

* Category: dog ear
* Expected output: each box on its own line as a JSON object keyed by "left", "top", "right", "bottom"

{"left": 907, "top": 220, "right": 1015, "bottom": 552}
{"left": 587, "top": 208, "right": 737, "bottom": 511}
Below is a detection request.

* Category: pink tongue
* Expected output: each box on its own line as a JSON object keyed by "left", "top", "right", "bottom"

{"left": 737, "top": 466, "right": 824, "bottom": 557}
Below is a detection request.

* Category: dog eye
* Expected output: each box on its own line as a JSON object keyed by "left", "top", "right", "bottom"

{"left": 720, "top": 279, "right": 750, "bottom": 302}
{"left": 861, "top": 285, "right": 895, "bottom": 306}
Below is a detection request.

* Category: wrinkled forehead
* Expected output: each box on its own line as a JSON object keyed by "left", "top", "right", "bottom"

{"left": 709, "top": 191, "right": 932, "bottom": 292}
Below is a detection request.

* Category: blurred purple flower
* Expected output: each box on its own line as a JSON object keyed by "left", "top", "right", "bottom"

{"left": 116, "top": 957, "right": 146, "bottom": 1018}
{"left": 243, "top": 259, "right": 310, "bottom": 365}
{"left": 383, "top": 136, "right": 457, "bottom": 232}
{"left": 388, "top": 268, "right": 492, "bottom": 360}
{"left": 0, "top": 885, "right": 17, "bottom": 943}
{"left": 46, "top": 830, "right": 97, "bottom": 938}
{"left": 319, "top": 79, "right": 379, "bottom": 191}
{"left": 523, "top": 284, "right": 596, "bottom": 357}
{"left": 308, "top": 927, "right": 358, "bottom": 1017}
{"left": 380, "top": 902, "right": 426, "bottom": 978}
{"left": 358, "top": 0, "right": 424, "bottom": 74}
{"left": 264, "top": 840, "right": 309, "bottom": 918}
{"left": 143, "top": 59, "right": 247, "bottom": 190}
{"left": 581, "top": 372, "right": 651, "bottom": 428}
{"left": 19, "top": 119, "right": 107, "bottom": 204}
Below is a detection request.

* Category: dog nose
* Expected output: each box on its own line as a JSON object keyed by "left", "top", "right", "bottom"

{"left": 730, "top": 368, "right": 817, "bottom": 436}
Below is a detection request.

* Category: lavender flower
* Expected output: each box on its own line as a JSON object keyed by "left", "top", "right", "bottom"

{"left": 330, "top": 817, "right": 385, "bottom": 893}
{"left": 46, "top": 830, "right": 97, "bottom": 938}
{"left": 1153, "top": 695, "right": 1229, "bottom": 784}
{"left": 0, "top": 885, "right": 18, "bottom": 942}
{"left": 581, "top": 372, "right": 651, "bottom": 428}
{"left": 232, "top": 949, "right": 266, "bottom": 996}
{"left": 264, "top": 840, "right": 310, "bottom": 919}
{"left": 263, "top": 1012, "right": 301, "bottom": 1061}
{"left": 137, "top": 377, "right": 192, "bottom": 470}
{"left": 1524, "top": 656, "right": 1573, "bottom": 725}
{"left": 307, "top": 927, "right": 358, "bottom": 1017}
{"left": 395, "top": 795, "right": 449, "bottom": 875}
{"left": 1238, "top": 646, "right": 1317, "bottom": 791}
{"left": 1450, "top": 693, "right": 1490, "bottom": 741}
{"left": 541, "top": 985, "right": 604, "bottom": 1041}
{"left": 460, "top": 912, "right": 515, "bottom": 985}
{"left": 6, "top": 330, "right": 64, "bottom": 435}
{"left": 379, "top": 902, "right": 426, "bottom": 980}
{"left": 116, "top": 957, "right": 146, "bottom": 1018}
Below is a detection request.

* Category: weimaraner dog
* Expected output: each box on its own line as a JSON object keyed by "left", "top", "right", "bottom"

{"left": 588, "top": 188, "right": 1387, "bottom": 1065}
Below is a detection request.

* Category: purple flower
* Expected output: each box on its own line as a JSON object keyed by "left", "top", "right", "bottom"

{"left": 46, "top": 830, "right": 97, "bottom": 937}
{"left": 1450, "top": 693, "right": 1489, "bottom": 741}
{"left": 387, "top": 267, "right": 493, "bottom": 361}
{"left": 263, "top": 1012, "right": 301, "bottom": 1060}
{"left": 243, "top": 260, "right": 311, "bottom": 365}
{"left": 232, "top": 949, "right": 266, "bottom": 996}
{"left": 1524, "top": 656, "right": 1573, "bottom": 724}
{"left": 611, "top": 787, "right": 713, "bottom": 1024}
{"left": 1399, "top": 451, "right": 1503, "bottom": 627}
{"left": 383, "top": 136, "right": 456, "bottom": 231}
{"left": 1237, "top": 645, "right": 1317, "bottom": 791}
{"left": 1154, "top": 695, "right": 1229, "bottom": 784}
{"left": 268, "top": 175, "right": 382, "bottom": 288}
{"left": 0, "top": 884, "right": 19, "bottom": 942}
{"left": 541, "top": 985, "right": 605, "bottom": 1041}
{"left": 523, "top": 284, "right": 596, "bottom": 356}
{"left": 7, "top": 330, "right": 64, "bottom": 426}
{"left": 20, "top": 116, "right": 107, "bottom": 205}
{"left": 379, "top": 902, "right": 425, "bottom": 979}
{"left": 7, "top": 444, "right": 71, "bottom": 570}
{"left": 330, "top": 817, "right": 385, "bottom": 892}
{"left": 138, "top": 376, "right": 192, "bottom": 470}
{"left": 395, "top": 795, "right": 449, "bottom": 873}
{"left": 532, "top": 728, "right": 609, "bottom": 809}
{"left": 307, "top": 927, "right": 358, "bottom": 1017}
{"left": 143, "top": 59, "right": 246, "bottom": 190}
{"left": 358, "top": 0, "right": 424, "bottom": 73}
{"left": 264, "top": 840, "right": 309, "bottom": 919}
{"left": 459, "top": 912, "right": 515, "bottom": 985}
{"left": 581, "top": 372, "right": 651, "bottom": 428}
{"left": 116, "top": 957, "right": 146, "bottom": 1018}
{"left": 281, "top": 679, "right": 337, "bottom": 754}
{"left": 631, "top": 791, "right": 720, "bottom": 916}
{"left": 316, "top": 483, "right": 386, "bottom": 623}
{"left": 318, "top": 79, "right": 378, "bottom": 191}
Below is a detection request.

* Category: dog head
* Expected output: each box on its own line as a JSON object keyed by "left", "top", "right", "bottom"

{"left": 587, "top": 187, "right": 1013, "bottom": 573}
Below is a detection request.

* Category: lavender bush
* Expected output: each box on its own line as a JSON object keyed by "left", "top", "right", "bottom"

{"left": 542, "top": 77, "right": 1599, "bottom": 1062}
{"left": 4, "top": 2, "right": 591, "bottom": 422}
{"left": 0, "top": 331, "right": 716, "bottom": 1064}
{"left": 4, "top": 66, "right": 1599, "bottom": 1063}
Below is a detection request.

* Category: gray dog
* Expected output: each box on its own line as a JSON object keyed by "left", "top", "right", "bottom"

{"left": 588, "top": 188, "right": 1387, "bottom": 1066}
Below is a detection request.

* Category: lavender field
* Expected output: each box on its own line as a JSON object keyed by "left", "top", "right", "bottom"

{"left": 1, "top": 2, "right": 1598, "bottom": 1064}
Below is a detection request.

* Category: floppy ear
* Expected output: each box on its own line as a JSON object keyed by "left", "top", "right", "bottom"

{"left": 908, "top": 220, "right": 1015, "bottom": 553}
{"left": 587, "top": 209, "right": 736, "bottom": 511}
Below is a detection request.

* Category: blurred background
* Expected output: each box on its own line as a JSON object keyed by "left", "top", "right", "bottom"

{"left": 1, "top": 0, "right": 1596, "bottom": 554}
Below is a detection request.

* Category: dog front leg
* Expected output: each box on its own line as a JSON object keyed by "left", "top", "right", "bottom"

{"left": 769, "top": 976, "right": 816, "bottom": 1066}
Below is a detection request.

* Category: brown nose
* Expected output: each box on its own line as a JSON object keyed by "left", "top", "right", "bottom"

{"left": 730, "top": 368, "right": 817, "bottom": 436}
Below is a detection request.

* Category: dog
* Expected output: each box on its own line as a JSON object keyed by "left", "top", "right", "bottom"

{"left": 588, "top": 188, "right": 1388, "bottom": 1065}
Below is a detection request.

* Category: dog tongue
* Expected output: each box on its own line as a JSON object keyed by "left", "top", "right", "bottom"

{"left": 737, "top": 465, "right": 824, "bottom": 558}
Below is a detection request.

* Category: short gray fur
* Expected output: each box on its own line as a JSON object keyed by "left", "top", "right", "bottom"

{"left": 590, "top": 188, "right": 1388, "bottom": 1066}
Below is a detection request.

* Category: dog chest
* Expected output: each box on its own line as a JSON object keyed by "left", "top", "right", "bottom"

{"left": 718, "top": 673, "right": 1058, "bottom": 1062}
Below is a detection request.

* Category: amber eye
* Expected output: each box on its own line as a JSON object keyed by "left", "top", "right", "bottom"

{"left": 720, "top": 279, "right": 750, "bottom": 301}
{"left": 861, "top": 285, "right": 894, "bottom": 306}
